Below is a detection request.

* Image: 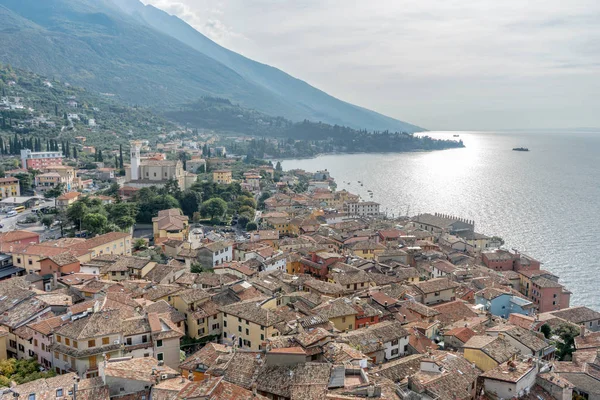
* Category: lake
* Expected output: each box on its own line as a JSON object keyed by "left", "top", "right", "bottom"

{"left": 280, "top": 130, "right": 600, "bottom": 311}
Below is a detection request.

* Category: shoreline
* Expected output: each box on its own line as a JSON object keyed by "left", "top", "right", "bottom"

{"left": 271, "top": 146, "right": 465, "bottom": 161}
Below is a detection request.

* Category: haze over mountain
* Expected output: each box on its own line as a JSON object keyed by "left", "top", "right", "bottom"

{"left": 0, "top": 0, "right": 422, "bottom": 132}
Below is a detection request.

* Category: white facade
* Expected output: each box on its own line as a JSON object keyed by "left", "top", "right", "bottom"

{"left": 483, "top": 366, "right": 537, "bottom": 399}
{"left": 130, "top": 140, "right": 142, "bottom": 181}
{"left": 345, "top": 201, "right": 381, "bottom": 217}
{"left": 384, "top": 335, "right": 410, "bottom": 360}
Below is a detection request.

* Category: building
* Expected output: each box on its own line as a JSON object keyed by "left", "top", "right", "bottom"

{"left": 341, "top": 321, "right": 409, "bottom": 363}
{"left": 344, "top": 201, "right": 381, "bottom": 217}
{"left": 481, "top": 360, "right": 538, "bottom": 400}
{"left": 411, "top": 213, "right": 475, "bottom": 235}
{"left": 0, "top": 177, "right": 20, "bottom": 199}
{"left": 220, "top": 298, "right": 283, "bottom": 351}
{"left": 126, "top": 141, "right": 196, "bottom": 189}
{"left": 519, "top": 270, "right": 571, "bottom": 313}
{"left": 462, "top": 335, "right": 519, "bottom": 372}
{"left": 152, "top": 208, "right": 189, "bottom": 244}
{"left": 350, "top": 240, "right": 386, "bottom": 260}
{"left": 20, "top": 149, "right": 63, "bottom": 169}
{"left": 411, "top": 278, "right": 460, "bottom": 305}
{"left": 486, "top": 325, "right": 554, "bottom": 359}
{"left": 548, "top": 306, "right": 600, "bottom": 332}
{"left": 197, "top": 241, "right": 233, "bottom": 268}
{"left": 475, "top": 287, "right": 535, "bottom": 318}
{"left": 213, "top": 170, "right": 233, "bottom": 184}
{"left": 56, "top": 192, "right": 81, "bottom": 210}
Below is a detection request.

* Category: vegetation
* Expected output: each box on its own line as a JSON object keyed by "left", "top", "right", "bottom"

{"left": 540, "top": 323, "right": 551, "bottom": 339}
{"left": 0, "top": 1, "right": 421, "bottom": 132}
{"left": 0, "top": 359, "right": 56, "bottom": 387}
{"left": 554, "top": 324, "right": 579, "bottom": 361}
{"left": 64, "top": 196, "right": 137, "bottom": 236}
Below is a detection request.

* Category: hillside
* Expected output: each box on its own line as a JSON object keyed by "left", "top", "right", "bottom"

{"left": 0, "top": 0, "right": 423, "bottom": 133}
{"left": 0, "top": 63, "right": 176, "bottom": 150}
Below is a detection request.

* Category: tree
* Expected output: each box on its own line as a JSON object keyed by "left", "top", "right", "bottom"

{"left": 115, "top": 216, "right": 136, "bottom": 230}
{"left": 540, "top": 324, "right": 552, "bottom": 339}
{"left": 200, "top": 198, "right": 227, "bottom": 221}
{"left": 258, "top": 192, "right": 271, "bottom": 210}
{"left": 82, "top": 213, "right": 108, "bottom": 235}
{"left": 73, "top": 146, "right": 78, "bottom": 159}
{"left": 238, "top": 214, "right": 250, "bottom": 228}
{"left": 554, "top": 324, "right": 579, "bottom": 360}
{"left": 44, "top": 183, "right": 66, "bottom": 207}
{"left": 41, "top": 215, "right": 54, "bottom": 230}
{"left": 97, "top": 149, "right": 103, "bottom": 162}
{"left": 105, "top": 182, "right": 120, "bottom": 197}
{"left": 179, "top": 190, "right": 202, "bottom": 218}
{"left": 275, "top": 161, "right": 282, "bottom": 171}
{"left": 246, "top": 221, "right": 258, "bottom": 231}
{"left": 190, "top": 262, "right": 204, "bottom": 274}
{"left": 67, "top": 201, "right": 88, "bottom": 231}
{"left": 119, "top": 144, "right": 124, "bottom": 168}
{"left": 238, "top": 196, "right": 257, "bottom": 209}
{"left": 133, "top": 238, "right": 147, "bottom": 251}
{"left": 14, "top": 173, "right": 33, "bottom": 194}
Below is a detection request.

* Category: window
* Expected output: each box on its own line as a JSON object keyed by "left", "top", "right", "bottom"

{"left": 126, "top": 338, "right": 132, "bottom": 345}
{"left": 142, "top": 335, "right": 148, "bottom": 343}
{"left": 198, "top": 328, "right": 205, "bottom": 335}
{"left": 28, "top": 259, "right": 32, "bottom": 265}
{"left": 88, "top": 339, "right": 95, "bottom": 348}
{"left": 260, "top": 334, "right": 264, "bottom": 341}
{"left": 17, "top": 258, "right": 21, "bottom": 264}
{"left": 245, "top": 320, "right": 249, "bottom": 325}
{"left": 120, "top": 271, "right": 125, "bottom": 276}
{"left": 56, "top": 335, "right": 62, "bottom": 343}
{"left": 102, "top": 337, "right": 109, "bottom": 345}
{"left": 238, "top": 317, "right": 242, "bottom": 323}
{"left": 65, "top": 338, "right": 70, "bottom": 346}
{"left": 224, "top": 320, "right": 227, "bottom": 327}
{"left": 28, "top": 394, "right": 35, "bottom": 400}
{"left": 34, "top": 339, "right": 38, "bottom": 347}
{"left": 246, "top": 328, "right": 249, "bottom": 335}
{"left": 73, "top": 341, "right": 78, "bottom": 348}
{"left": 156, "top": 339, "right": 163, "bottom": 347}
{"left": 212, "top": 323, "right": 219, "bottom": 330}
{"left": 391, "top": 339, "right": 399, "bottom": 346}
{"left": 56, "top": 389, "right": 63, "bottom": 397}
{"left": 157, "top": 353, "right": 163, "bottom": 361}
{"left": 342, "top": 317, "right": 346, "bottom": 323}
{"left": 238, "top": 326, "right": 242, "bottom": 332}
{"left": 434, "top": 291, "right": 440, "bottom": 296}
{"left": 391, "top": 348, "right": 399, "bottom": 356}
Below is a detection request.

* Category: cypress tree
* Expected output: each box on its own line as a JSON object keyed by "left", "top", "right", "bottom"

{"left": 119, "top": 144, "right": 124, "bottom": 169}
{"left": 73, "top": 146, "right": 78, "bottom": 159}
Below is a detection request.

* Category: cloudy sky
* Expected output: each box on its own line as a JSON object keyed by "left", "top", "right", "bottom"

{"left": 141, "top": 0, "right": 600, "bottom": 130}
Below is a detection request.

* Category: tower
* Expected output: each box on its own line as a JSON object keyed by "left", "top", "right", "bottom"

{"left": 130, "top": 140, "right": 142, "bottom": 181}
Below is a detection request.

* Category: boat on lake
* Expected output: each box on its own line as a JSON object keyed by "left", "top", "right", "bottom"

{"left": 513, "top": 147, "right": 529, "bottom": 152}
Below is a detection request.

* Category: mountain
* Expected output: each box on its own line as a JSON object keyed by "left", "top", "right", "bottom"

{"left": 0, "top": 0, "right": 423, "bottom": 133}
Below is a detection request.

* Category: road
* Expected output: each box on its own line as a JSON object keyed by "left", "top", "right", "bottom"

{"left": 1, "top": 200, "right": 59, "bottom": 240}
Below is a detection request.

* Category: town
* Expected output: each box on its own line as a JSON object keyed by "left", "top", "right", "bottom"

{"left": 0, "top": 138, "right": 597, "bottom": 400}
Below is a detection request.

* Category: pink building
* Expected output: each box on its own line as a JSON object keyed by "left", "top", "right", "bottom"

{"left": 519, "top": 269, "right": 570, "bottom": 313}
{"left": 482, "top": 249, "right": 540, "bottom": 272}
{"left": 20, "top": 149, "right": 63, "bottom": 169}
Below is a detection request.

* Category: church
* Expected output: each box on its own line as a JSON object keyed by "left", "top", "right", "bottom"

{"left": 125, "top": 140, "right": 197, "bottom": 189}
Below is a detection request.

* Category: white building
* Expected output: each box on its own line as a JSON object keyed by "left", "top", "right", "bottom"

{"left": 344, "top": 201, "right": 381, "bottom": 217}
{"left": 481, "top": 361, "right": 538, "bottom": 400}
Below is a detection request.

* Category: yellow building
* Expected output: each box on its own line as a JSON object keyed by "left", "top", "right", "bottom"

{"left": 350, "top": 241, "right": 387, "bottom": 260}
{"left": 212, "top": 169, "right": 233, "bottom": 184}
{"left": 220, "top": 298, "right": 282, "bottom": 351}
{"left": 0, "top": 326, "right": 8, "bottom": 361}
{"left": 171, "top": 288, "right": 223, "bottom": 340}
{"left": 462, "top": 335, "right": 518, "bottom": 372}
{"left": 312, "top": 298, "right": 358, "bottom": 332}
{"left": 152, "top": 208, "right": 189, "bottom": 244}
{"left": 0, "top": 177, "right": 20, "bottom": 199}
{"left": 38, "top": 165, "right": 79, "bottom": 192}
{"left": 56, "top": 191, "right": 81, "bottom": 210}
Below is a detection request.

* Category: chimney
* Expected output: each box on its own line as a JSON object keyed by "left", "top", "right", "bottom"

{"left": 580, "top": 325, "right": 585, "bottom": 338}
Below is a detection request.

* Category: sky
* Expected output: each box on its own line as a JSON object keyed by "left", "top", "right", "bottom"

{"left": 141, "top": 0, "right": 600, "bottom": 131}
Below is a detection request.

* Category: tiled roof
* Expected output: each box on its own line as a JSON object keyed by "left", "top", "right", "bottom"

{"left": 412, "top": 278, "right": 460, "bottom": 294}
{"left": 550, "top": 306, "right": 600, "bottom": 324}
{"left": 443, "top": 327, "right": 476, "bottom": 343}
{"left": 219, "top": 298, "right": 282, "bottom": 326}
{"left": 463, "top": 335, "right": 518, "bottom": 364}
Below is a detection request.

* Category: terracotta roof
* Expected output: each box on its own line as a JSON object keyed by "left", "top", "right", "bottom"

{"left": 444, "top": 327, "right": 476, "bottom": 344}
{"left": 57, "top": 191, "right": 81, "bottom": 200}
{"left": 412, "top": 278, "right": 460, "bottom": 294}
{"left": 0, "top": 230, "right": 40, "bottom": 243}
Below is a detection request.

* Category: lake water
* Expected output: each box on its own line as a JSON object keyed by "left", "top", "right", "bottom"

{"left": 280, "top": 130, "right": 600, "bottom": 311}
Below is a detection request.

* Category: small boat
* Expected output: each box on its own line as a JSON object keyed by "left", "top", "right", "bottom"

{"left": 367, "top": 190, "right": 372, "bottom": 192}
{"left": 360, "top": 183, "right": 363, "bottom": 186}
{"left": 512, "top": 147, "right": 529, "bottom": 152}
{"left": 453, "top": 134, "right": 460, "bottom": 137}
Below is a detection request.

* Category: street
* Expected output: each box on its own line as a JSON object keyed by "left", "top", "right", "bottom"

{"left": 1, "top": 200, "right": 59, "bottom": 240}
